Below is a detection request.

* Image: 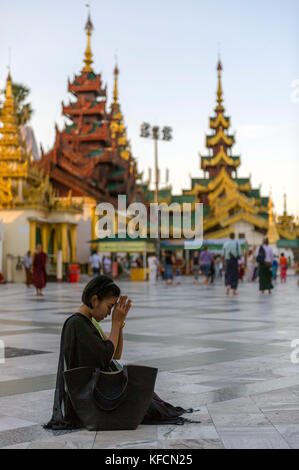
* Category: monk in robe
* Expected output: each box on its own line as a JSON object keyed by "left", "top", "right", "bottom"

{"left": 33, "top": 244, "right": 47, "bottom": 296}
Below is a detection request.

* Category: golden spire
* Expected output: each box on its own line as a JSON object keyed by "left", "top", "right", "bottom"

{"left": 216, "top": 60, "right": 224, "bottom": 113}
{"left": 283, "top": 193, "right": 287, "bottom": 216}
{"left": 0, "top": 72, "right": 23, "bottom": 162}
{"left": 267, "top": 194, "right": 279, "bottom": 245}
{"left": 268, "top": 194, "right": 274, "bottom": 225}
{"left": 82, "top": 12, "right": 94, "bottom": 73}
{"left": 113, "top": 62, "right": 119, "bottom": 104}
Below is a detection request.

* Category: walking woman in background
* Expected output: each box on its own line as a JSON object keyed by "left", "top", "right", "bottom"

{"left": 32, "top": 244, "right": 47, "bottom": 296}
{"left": 246, "top": 249, "right": 256, "bottom": 282}
{"left": 191, "top": 251, "right": 200, "bottom": 284}
{"left": 280, "top": 252, "right": 288, "bottom": 283}
{"left": 255, "top": 238, "right": 274, "bottom": 294}
{"left": 164, "top": 251, "right": 175, "bottom": 286}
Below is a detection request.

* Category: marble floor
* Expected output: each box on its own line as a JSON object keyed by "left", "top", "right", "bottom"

{"left": 0, "top": 275, "right": 299, "bottom": 449}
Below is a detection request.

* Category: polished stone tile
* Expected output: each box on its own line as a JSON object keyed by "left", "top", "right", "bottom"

{"left": 0, "top": 277, "right": 299, "bottom": 449}
{"left": 0, "top": 415, "right": 36, "bottom": 433}
{"left": 217, "top": 426, "right": 290, "bottom": 449}
{"left": 93, "top": 426, "right": 157, "bottom": 449}
{"left": 273, "top": 424, "right": 299, "bottom": 449}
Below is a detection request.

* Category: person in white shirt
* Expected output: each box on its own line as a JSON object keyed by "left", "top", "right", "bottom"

{"left": 147, "top": 255, "right": 159, "bottom": 284}
{"left": 22, "top": 250, "right": 33, "bottom": 287}
{"left": 222, "top": 233, "right": 241, "bottom": 296}
{"left": 89, "top": 251, "right": 102, "bottom": 278}
{"left": 255, "top": 238, "right": 274, "bottom": 294}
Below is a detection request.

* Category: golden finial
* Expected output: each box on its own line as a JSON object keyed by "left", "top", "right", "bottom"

{"left": 113, "top": 58, "right": 119, "bottom": 104}
{"left": 216, "top": 59, "right": 224, "bottom": 111}
{"left": 6, "top": 71, "right": 13, "bottom": 100}
{"left": 268, "top": 194, "right": 274, "bottom": 225}
{"left": 82, "top": 8, "right": 94, "bottom": 73}
{"left": 283, "top": 193, "right": 287, "bottom": 216}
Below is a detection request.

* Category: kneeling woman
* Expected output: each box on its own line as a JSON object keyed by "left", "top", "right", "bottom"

{"left": 45, "top": 276, "right": 198, "bottom": 431}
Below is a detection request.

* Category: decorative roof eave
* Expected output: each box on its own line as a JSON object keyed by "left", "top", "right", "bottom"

{"left": 208, "top": 181, "right": 238, "bottom": 206}
{"left": 184, "top": 184, "right": 210, "bottom": 196}
{"left": 201, "top": 147, "right": 240, "bottom": 169}
{"left": 238, "top": 183, "right": 251, "bottom": 191}
{"left": 219, "top": 211, "right": 268, "bottom": 230}
{"left": 213, "top": 197, "right": 258, "bottom": 216}
{"left": 68, "top": 75, "right": 106, "bottom": 97}
{"left": 63, "top": 101, "right": 106, "bottom": 116}
{"left": 277, "top": 226, "right": 297, "bottom": 240}
{"left": 206, "top": 128, "right": 234, "bottom": 147}
{"left": 205, "top": 226, "right": 234, "bottom": 239}
{"left": 208, "top": 167, "right": 237, "bottom": 191}
{"left": 204, "top": 213, "right": 229, "bottom": 231}
{"left": 209, "top": 113, "right": 230, "bottom": 129}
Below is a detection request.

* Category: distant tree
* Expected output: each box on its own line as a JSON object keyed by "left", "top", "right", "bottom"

{"left": 0, "top": 82, "right": 34, "bottom": 125}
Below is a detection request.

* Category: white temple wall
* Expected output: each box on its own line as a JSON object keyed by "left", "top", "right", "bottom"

{"left": 0, "top": 208, "right": 45, "bottom": 281}
{"left": 74, "top": 200, "right": 93, "bottom": 264}
{"left": 232, "top": 221, "right": 264, "bottom": 248}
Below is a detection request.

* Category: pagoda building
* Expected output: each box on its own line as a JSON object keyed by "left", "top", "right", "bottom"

{"left": 181, "top": 60, "right": 272, "bottom": 245}
{"left": 37, "top": 14, "right": 142, "bottom": 261}
{"left": 0, "top": 72, "right": 81, "bottom": 281}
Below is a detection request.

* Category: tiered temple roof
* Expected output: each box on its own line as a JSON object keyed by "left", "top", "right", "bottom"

{"left": 37, "top": 14, "right": 140, "bottom": 205}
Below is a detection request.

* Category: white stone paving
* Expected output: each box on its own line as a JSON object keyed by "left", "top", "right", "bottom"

{"left": 0, "top": 275, "right": 299, "bottom": 449}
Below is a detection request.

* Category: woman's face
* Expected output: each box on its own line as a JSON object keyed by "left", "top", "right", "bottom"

{"left": 91, "top": 295, "right": 119, "bottom": 322}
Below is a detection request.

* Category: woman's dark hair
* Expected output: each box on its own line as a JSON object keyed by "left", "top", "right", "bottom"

{"left": 81, "top": 275, "right": 121, "bottom": 308}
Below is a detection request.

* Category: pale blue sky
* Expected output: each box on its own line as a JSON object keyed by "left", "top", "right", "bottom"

{"left": 0, "top": 0, "right": 298, "bottom": 216}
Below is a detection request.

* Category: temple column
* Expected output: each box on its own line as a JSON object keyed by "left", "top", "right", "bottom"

{"left": 52, "top": 227, "right": 58, "bottom": 262}
{"left": 41, "top": 224, "right": 49, "bottom": 254}
{"left": 29, "top": 220, "right": 36, "bottom": 254}
{"left": 61, "top": 223, "right": 68, "bottom": 263}
{"left": 90, "top": 205, "right": 96, "bottom": 251}
{"left": 70, "top": 224, "right": 77, "bottom": 262}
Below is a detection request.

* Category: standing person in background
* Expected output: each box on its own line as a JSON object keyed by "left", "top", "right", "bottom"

{"left": 255, "top": 238, "right": 274, "bottom": 294}
{"left": 238, "top": 254, "right": 245, "bottom": 282}
{"left": 191, "top": 251, "right": 200, "bottom": 284}
{"left": 246, "top": 249, "right": 256, "bottom": 282}
{"left": 33, "top": 244, "right": 47, "bottom": 296}
{"left": 148, "top": 254, "right": 159, "bottom": 284}
{"left": 175, "top": 256, "right": 185, "bottom": 285}
{"left": 280, "top": 253, "right": 288, "bottom": 283}
{"left": 103, "top": 256, "right": 112, "bottom": 278}
{"left": 199, "top": 245, "right": 214, "bottom": 286}
{"left": 214, "top": 255, "right": 222, "bottom": 281}
{"left": 89, "top": 251, "right": 102, "bottom": 278}
{"left": 222, "top": 233, "right": 241, "bottom": 296}
{"left": 272, "top": 256, "right": 279, "bottom": 282}
{"left": 208, "top": 256, "right": 215, "bottom": 284}
{"left": 22, "top": 250, "right": 33, "bottom": 287}
{"left": 159, "top": 250, "right": 166, "bottom": 281}
{"left": 164, "top": 251, "right": 175, "bottom": 286}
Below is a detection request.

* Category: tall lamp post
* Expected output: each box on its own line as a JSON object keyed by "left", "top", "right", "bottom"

{"left": 140, "top": 123, "right": 173, "bottom": 258}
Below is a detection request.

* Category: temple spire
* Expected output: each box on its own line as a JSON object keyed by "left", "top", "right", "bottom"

{"left": 216, "top": 59, "right": 224, "bottom": 113}
{"left": 113, "top": 61, "right": 119, "bottom": 104}
{"left": 267, "top": 193, "right": 279, "bottom": 245}
{"left": 283, "top": 193, "right": 287, "bottom": 216}
{"left": 82, "top": 12, "right": 94, "bottom": 73}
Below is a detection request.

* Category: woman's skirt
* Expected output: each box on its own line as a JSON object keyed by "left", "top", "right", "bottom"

{"left": 258, "top": 263, "right": 273, "bottom": 291}
{"left": 225, "top": 258, "right": 239, "bottom": 289}
{"left": 280, "top": 266, "right": 287, "bottom": 280}
{"left": 164, "top": 264, "right": 174, "bottom": 280}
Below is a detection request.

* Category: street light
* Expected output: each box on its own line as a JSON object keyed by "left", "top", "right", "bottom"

{"left": 140, "top": 123, "right": 173, "bottom": 257}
